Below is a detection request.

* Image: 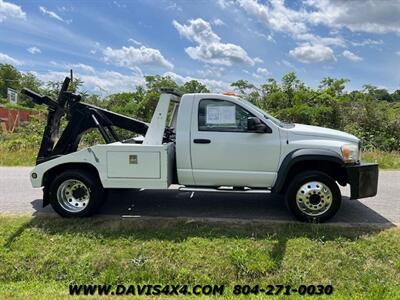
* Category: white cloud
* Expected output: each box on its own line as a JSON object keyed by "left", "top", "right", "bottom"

{"left": 266, "top": 34, "right": 274, "bottom": 42}
{"left": 251, "top": 67, "right": 270, "bottom": 79}
{"left": 253, "top": 57, "right": 263, "bottom": 64}
{"left": 27, "top": 46, "right": 41, "bottom": 54}
{"left": 289, "top": 43, "right": 336, "bottom": 63}
{"left": 36, "top": 65, "right": 229, "bottom": 94}
{"left": 173, "top": 18, "right": 221, "bottom": 44}
{"left": 197, "top": 65, "right": 225, "bottom": 78}
{"left": 44, "top": 61, "right": 96, "bottom": 74}
{"left": 112, "top": 1, "right": 127, "bottom": 8}
{"left": 254, "top": 31, "right": 275, "bottom": 43}
{"left": 34, "top": 69, "right": 144, "bottom": 94}
{"left": 173, "top": 18, "right": 255, "bottom": 66}
{"left": 128, "top": 38, "right": 142, "bottom": 46}
{"left": 0, "top": 0, "right": 26, "bottom": 22}
{"left": 184, "top": 43, "right": 254, "bottom": 66}
{"left": 296, "top": 33, "right": 345, "bottom": 47}
{"left": 237, "top": 0, "right": 344, "bottom": 52}
{"left": 89, "top": 42, "right": 101, "bottom": 55}
{"left": 68, "top": 63, "right": 96, "bottom": 74}
{"left": 165, "top": 71, "right": 230, "bottom": 92}
{"left": 0, "top": 52, "right": 22, "bottom": 65}
{"left": 238, "top": 0, "right": 308, "bottom": 36}
{"left": 351, "top": 39, "right": 383, "bottom": 47}
{"left": 103, "top": 45, "right": 174, "bottom": 70}
{"left": 342, "top": 50, "right": 362, "bottom": 62}
{"left": 217, "top": 0, "right": 235, "bottom": 9}
{"left": 58, "top": 5, "right": 73, "bottom": 12}
{"left": 165, "top": 2, "right": 182, "bottom": 12}
{"left": 237, "top": 0, "right": 400, "bottom": 35}
{"left": 80, "top": 71, "right": 144, "bottom": 94}
{"left": 396, "top": 51, "right": 400, "bottom": 56}
{"left": 39, "top": 6, "right": 71, "bottom": 23}
{"left": 231, "top": 0, "right": 400, "bottom": 64}
{"left": 282, "top": 59, "right": 295, "bottom": 69}
{"left": 304, "top": 0, "right": 400, "bottom": 34}
{"left": 213, "top": 18, "right": 225, "bottom": 26}
{"left": 256, "top": 67, "right": 269, "bottom": 76}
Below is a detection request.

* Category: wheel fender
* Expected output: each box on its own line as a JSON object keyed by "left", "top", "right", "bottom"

{"left": 41, "top": 162, "right": 102, "bottom": 207}
{"left": 273, "top": 148, "right": 344, "bottom": 194}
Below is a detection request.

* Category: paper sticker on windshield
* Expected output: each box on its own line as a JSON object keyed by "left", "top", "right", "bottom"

{"left": 206, "top": 105, "right": 236, "bottom": 124}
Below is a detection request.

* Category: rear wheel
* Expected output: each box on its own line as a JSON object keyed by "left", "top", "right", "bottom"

{"left": 285, "top": 171, "right": 341, "bottom": 222}
{"left": 48, "top": 169, "right": 105, "bottom": 217}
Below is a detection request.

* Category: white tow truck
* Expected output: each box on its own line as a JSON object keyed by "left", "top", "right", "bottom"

{"left": 22, "top": 76, "right": 378, "bottom": 222}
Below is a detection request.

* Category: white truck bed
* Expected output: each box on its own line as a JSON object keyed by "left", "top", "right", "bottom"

{"left": 102, "top": 142, "right": 175, "bottom": 188}
{"left": 31, "top": 142, "right": 176, "bottom": 190}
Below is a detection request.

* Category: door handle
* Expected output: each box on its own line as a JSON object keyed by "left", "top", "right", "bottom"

{"left": 193, "top": 139, "right": 211, "bottom": 144}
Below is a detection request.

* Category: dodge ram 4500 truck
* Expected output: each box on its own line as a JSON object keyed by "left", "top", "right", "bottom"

{"left": 22, "top": 76, "right": 379, "bottom": 222}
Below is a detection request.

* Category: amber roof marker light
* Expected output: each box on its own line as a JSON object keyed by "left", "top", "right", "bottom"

{"left": 223, "top": 92, "right": 236, "bottom": 96}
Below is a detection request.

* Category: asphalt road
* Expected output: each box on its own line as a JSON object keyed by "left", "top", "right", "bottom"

{"left": 0, "top": 167, "right": 399, "bottom": 226}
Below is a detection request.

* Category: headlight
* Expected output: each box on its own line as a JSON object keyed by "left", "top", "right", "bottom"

{"left": 341, "top": 144, "right": 360, "bottom": 163}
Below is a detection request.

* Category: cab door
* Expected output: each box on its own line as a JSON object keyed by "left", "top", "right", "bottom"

{"left": 190, "top": 96, "right": 281, "bottom": 188}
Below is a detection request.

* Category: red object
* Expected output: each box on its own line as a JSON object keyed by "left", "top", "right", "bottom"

{"left": 0, "top": 107, "right": 37, "bottom": 132}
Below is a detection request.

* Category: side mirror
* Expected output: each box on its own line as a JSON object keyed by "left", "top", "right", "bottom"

{"left": 247, "top": 117, "right": 271, "bottom": 133}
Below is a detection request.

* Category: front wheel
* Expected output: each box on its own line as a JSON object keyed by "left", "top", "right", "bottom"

{"left": 285, "top": 171, "right": 341, "bottom": 222}
{"left": 48, "top": 169, "right": 105, "bottom": 217}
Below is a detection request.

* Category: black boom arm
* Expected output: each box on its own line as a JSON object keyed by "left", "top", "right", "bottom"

{"left": 22, "top": 76, "right": 148, "bottom": 165}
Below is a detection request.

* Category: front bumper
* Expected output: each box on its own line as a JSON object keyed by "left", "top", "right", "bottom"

{"left": 346, "top": 163, "right": 378, "bottom": 199}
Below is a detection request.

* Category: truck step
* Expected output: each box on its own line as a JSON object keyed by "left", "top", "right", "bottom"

{"left": 179, "top": 187, "right": 271, "bottom": 194}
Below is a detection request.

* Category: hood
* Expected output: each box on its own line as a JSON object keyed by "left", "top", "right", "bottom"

{"left": 288, "top": 123, "right": 359, "bottom": 143}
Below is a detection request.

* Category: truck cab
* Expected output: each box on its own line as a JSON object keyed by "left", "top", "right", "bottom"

{"left": 23, "top": 76, "right": 379, "bottom": 222}
{"left": 176, "top": 94, "right": 281, "bottom": 187}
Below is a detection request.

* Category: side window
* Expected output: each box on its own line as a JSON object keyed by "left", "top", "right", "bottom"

{"left": 198, "top": 99, "right": 252, "bottom": 132}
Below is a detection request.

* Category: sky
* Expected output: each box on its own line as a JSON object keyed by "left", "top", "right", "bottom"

{"left": 1, "top": 0, "right": 400, "bottom": 95}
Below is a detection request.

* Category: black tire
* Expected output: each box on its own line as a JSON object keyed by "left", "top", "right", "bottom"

{"left": 47, "top": 169, "right": 105, "bottom": 217}
{"left": 284, "top": 171, "right": 341, "bottom": 223}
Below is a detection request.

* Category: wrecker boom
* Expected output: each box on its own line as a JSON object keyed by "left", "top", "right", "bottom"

{"left": 22, "top": 76, "right": 148, "bottom": 165}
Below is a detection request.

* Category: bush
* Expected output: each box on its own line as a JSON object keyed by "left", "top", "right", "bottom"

{"left": 1, "top": 115, "right": 45, "bottom": 151}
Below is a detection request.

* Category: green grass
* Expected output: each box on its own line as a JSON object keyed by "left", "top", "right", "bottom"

{"left": 0, "top": 146, "right": 36, "bottom": 166}
{"left": 0, "top": 215, "right": 399, "bottom": 299}
{"left": 362, "top": 151, "right": 400, "bottom": 170}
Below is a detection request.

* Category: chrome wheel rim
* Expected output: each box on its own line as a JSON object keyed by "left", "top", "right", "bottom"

{"left": 296, "top": 181, "right": 332, "bottom": 216}
{"left": 57, "top": 179, "right": 90, "bottom": 213}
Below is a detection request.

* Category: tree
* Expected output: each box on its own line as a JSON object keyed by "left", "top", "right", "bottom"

{"left": 319, "top": 77, "right": 349, "bottom": 97}
{"left": 231, "top": 79, "right": 255, "bottom": 94}
{"left": 181, "top": 80, "right": 209, "bottom": 93}
{"left": 281, "top": 72, "right": 303, "bottom": 106}
{"left": 231, "top": 79, "right": 261, "bottom": 104}
{"left": 0, "top": 64, "right": 21, "bottom": 99}
{"left": 131, "top": 76, "right": 180, "bottom": 122}
{"left": 260, "top": 78, "right": 279, "bottom": 95}
{"left": 391, "top": 89, "right": 400, "bottom": 102}
{"left": 44, "top": 77, "right": 84, "bottom": 99}
{"left": 83, "top": 94, "right": 103, "bottom": 107}
{"left": 144, "top": 75, "right": 178, "bottom": 91}
{"left": 363, "top": 84, "right": 392, "bottom": 101}
{"left": 18, "top": 73, "right": 43, "bottom": 107}
{"left": 104, "top": 92, "right": 137, "bottom": 116}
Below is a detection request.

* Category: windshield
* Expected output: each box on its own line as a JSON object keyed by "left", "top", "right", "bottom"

{"left": 241, "top": 99, "right": 287, "bottom": 127}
